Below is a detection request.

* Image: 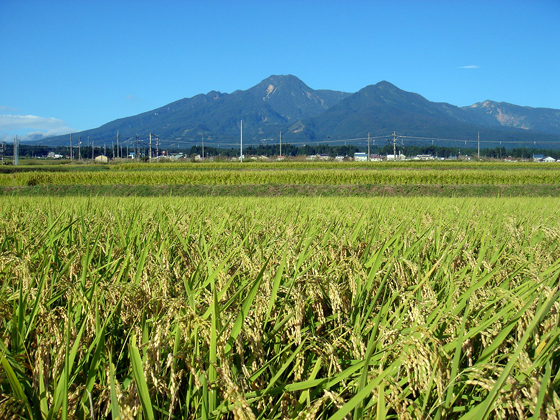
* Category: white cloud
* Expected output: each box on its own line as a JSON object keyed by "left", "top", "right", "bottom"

{"left": 458, "top": 65, "right": 480, "bottom": 69}
{"left": 0, "top": 114, "right": 69, "bottom": 131}
{"left": 125, "top": 94, "right": 140, "bottom": 102}
{"left": 0, "top": 106, "right": 19, "bottom": 112}
{"left": 0, "top": 114, "right": 75, "bottom": 142}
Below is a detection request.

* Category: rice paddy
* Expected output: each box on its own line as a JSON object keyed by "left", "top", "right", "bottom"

{"left": 1, "top": 192, "right": 559, "bottom": 419}
{"left": 2, "top": 161, "right": 560, "bottom": 188}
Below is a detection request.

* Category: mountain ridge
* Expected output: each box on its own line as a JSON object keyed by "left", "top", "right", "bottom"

{"left": 35, "top": 75, "right": 560, "bottom": 148}
{"left": 461, "top": 100, "right": 560, "bottom": 134}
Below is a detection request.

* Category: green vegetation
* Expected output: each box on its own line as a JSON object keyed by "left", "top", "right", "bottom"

{"left": 1, "top": 196, "right": 559, "bottom": 419}
{"left": 2, "top": 161, "right": 560, "bottom": 190}
{"left": 8, "top": 141, "right": 560, "bottom": 160}
{"left": 1, "top": 161, "right": 559, "bottom": 418}
{"left": 4, "top": 184, "right": 560, "bottom": 198}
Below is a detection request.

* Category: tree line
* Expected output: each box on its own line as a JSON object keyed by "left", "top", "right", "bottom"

{"left": 3, "top": 143, "right": 560, "bottom": 162}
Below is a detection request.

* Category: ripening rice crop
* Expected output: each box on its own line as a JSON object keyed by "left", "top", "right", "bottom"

{"left": 3, "top": 166, "right": 560, "bottom": 187}
{"left": 0, "top": 196, "right": 559, "bottom": 419}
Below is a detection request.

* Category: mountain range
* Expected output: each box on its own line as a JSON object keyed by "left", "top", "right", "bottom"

{"left": 38, "top": 74, "right": 560, "bottom": 149}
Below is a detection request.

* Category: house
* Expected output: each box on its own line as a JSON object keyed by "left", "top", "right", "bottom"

{"left": 387, "top": 153, "right": 406, "bottom": 161}
{"left": 533, "top": 154, "right": 544, "bottom": 162}
{"left": 414, "top": 154, "right": 435, "bottom": 160}
{"left": 94, "top": 155, "right": 109, "bottom": 163}
{"left": 543, "top": 156, "right": 556, "bottom": 162}
{"left": 307, "top": 154, "right": 331, "bottom": 161}
{"left": 354, "top": 152, "right": 368, "bottom": 161}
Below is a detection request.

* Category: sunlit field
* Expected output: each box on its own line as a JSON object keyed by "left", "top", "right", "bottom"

{"left": 1, "top": 196, "right": 559, "bottom": 419}
{"left": 2, "top": 161, "right": 560, "bottom": 188}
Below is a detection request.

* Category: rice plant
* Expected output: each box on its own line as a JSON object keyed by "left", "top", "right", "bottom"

{"left": 3, "top": 167, "right": 560, "bottom": 187}
{"left": 1, "top": 196, "right": 559, "bottom": 419}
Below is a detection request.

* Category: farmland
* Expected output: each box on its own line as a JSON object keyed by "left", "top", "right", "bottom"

{"left": 1, "top": 162, "right": 560, "bottom": 419}
{"left": 2, "top": 161, "right": 560, "bottom": 197}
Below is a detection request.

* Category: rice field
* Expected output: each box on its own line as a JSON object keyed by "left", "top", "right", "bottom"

{"left": 2, "top": 161, "right": 560, "bottom": 187}
{"left": 1, "top": 196, "right": 559, "bottom": 419}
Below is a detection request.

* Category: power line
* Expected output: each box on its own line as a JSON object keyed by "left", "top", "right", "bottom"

{"left": 84, "top": 131, "right": 560, "bottom": 152}
{"left": 113, "top": 134, "right": 391, "bottom": 147}
{"left": 398, "top": 134, "right": 559, "bottom": 145}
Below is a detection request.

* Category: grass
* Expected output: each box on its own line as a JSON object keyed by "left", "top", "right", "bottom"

{"left": 1, "top": 196, "right": 559, "bottom": 419}
{"left": 4, "top": 184, "right": 560, "bottom": 197}
{"left": 0, "top": 165, "right": 560, "bottom": 187}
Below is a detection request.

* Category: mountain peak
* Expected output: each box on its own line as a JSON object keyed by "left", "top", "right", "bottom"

{"left": 374, "top": 80, "right": 398, "bottom": 89}
{"left": 253, "top": 74, "right": 310, "bottom": 93}
{"left": 261, "top": 74, "right": 300, "bottom": 82}
{"left": 246, "top": 74, "right": 342, "bottom": 121}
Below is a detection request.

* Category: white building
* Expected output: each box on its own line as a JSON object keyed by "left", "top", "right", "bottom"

{"left": 354, "top": 152, "right": 368, "bottom": 161}
{"left": 387, "top": 153, "right": 406, "bottom": 161}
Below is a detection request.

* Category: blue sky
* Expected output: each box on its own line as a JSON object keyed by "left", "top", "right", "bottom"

{"left": 1, "top": 0, "right": 559, "bottom": 142}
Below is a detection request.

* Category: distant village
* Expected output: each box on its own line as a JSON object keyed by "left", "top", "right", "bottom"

{"left": 41, "top": 150, "right": 560, "bottom": 163}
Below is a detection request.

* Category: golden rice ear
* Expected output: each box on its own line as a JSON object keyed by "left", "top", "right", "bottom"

{"left": 1, "top": 193, "right": 559, "bottom": 419}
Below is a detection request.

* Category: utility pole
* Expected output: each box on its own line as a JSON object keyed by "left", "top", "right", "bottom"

{"left": 89, "top": 137, "right": 93, "bottom": 160}
{"left": 13, "top": 135, "right": 19, "bottom": 165}
{"left": 149, "top": 133, "right": 153, "bottom": 160}
{"left": 240, "top": 120, "right": 243, "bottom": 162}
{"left": 367, "top": 132, "right": 371, "bottom": 162}
{"left": 136, "top": 135, "right": 139, "bottom": 160}
{"left": 78, "top": 136, "right": 81, "bottom": 161}
{"left": 478, "top": 131, "right": 480, "bottom": 161}
{"left": 201, "top": 134, "right": 204, "bottom": 160}
{"left": 116, "top": 131, "right": 120, "bottom": 158}
{"left": 70, "top": 134, "right": 73, "bottom": 160}
{"left": 1, "top": 141, "right": 4, "bottom": 165}
{"left": 156, "top": 136, "right": 159, "bottom": 159}
{"left": 393, "top": 131, "right": 397, "bottom": 161}
{"left": 104, "top": 144, "right": 106, "bottom": 157}
{"left": 279, "top": 131, "right": 282, "bottom": 157}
